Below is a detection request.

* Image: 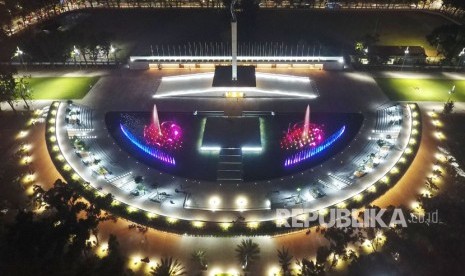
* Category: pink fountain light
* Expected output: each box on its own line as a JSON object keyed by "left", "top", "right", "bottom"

{"left": 280, "top": 105, "right": 325, "bottom": 151}
{"left": 144, "top": 105, "right": 183, "bottom": 151}
{"left": 152, "top": 104, "right": 162, "bottom": 135}
{"left": 303, "top": 105, "right": 310, "bottom": 138}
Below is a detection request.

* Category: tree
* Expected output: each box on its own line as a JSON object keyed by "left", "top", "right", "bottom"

{"left": 357, "top": 33, "right": 380, "bottom": 51}
{"left": 32, "top": 179, "right": 115, "bottom": 261}
{"left": 443, "top": 100, "right": 455, "bottom": 114}
{"left": 443, "top": 0, "right": 465, "bottom": 15}
{"left": 0, "top": 64, "right": 18, "bottom": 112}
{"left": 191, "top": 249, "right": 208, "bottom": 272}
{"left": 295, "top": 247, "right": 328, "bottom": 276}
{"left": 16, "top": 75, "right": 32, "bottom": 110}
{"left": 95, "top": 234, "right": 128, "bottom": 275}
{"left": 235, "top": 239, "right": 260, "bottom": 272}
{"left": 0, "top": 3, "right": 13, "bottom": 35}
{"left": 354, "top": 33, "right": 380, "bottom": 64}
{"left": 347, "top": 252, "right": 400, "bottom": 276}
{"left": 135, "top": 175, "right": 144, "bottom": 183}
{"left": 0, "top": 178, "right": 117, "bottom": 274}
{"left": 322, "top": 226, "right": 358, "bottom": 269}
{"left": 152, "top": 257, "right": 186, "bottom": 276}
{"left": 426, "top": 24, "right": 465, "bottom": 62}
{"left": 277, "top": 246, "right": 293, "bottom": 276}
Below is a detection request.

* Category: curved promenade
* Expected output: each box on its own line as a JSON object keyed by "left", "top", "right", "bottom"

{"left": 49, "top": 99, "right": 418, "bottom": 233}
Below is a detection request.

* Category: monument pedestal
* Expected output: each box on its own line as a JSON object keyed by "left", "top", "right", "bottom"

{"left": 212, "top": 66, "right": 256, "bottom": 87}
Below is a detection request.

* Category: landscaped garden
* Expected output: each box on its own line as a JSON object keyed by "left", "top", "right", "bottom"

{"left": 375, "top": 78, "right": 465, "bottom": 102}
{"left": 26, "top": 77, "right": 99, "bottom": 99}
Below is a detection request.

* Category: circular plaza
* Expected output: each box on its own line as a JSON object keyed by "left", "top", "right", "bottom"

{"left": 46, "top": 66, "right": 420, "bottom": 235}
{"left": 4, "top": 3, "right": 465, "bottom": 275}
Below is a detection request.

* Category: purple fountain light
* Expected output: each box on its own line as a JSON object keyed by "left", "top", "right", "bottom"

{"left": 284, "top": 126, "right": 346, "bottom": 167}
{"left": 120, "top": 124, "right": 175, "bottom": 165}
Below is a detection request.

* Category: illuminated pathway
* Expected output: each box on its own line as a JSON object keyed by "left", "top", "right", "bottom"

{"left": 19, "top": 68, "right": 454, "bottom": 275}
{"left": 51, "top": 67, "right": 416, "bottom": 224}
{"left": 23, "top": 101, "right": 443, "bottom": 275}
{"left": 69, "top": 103, "right": 444, "bottom": 275}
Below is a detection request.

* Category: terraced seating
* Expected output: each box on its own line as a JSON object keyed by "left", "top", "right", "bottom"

{"left": 374, "top": 105, "right": 403, "bottom": 133}
{"left": 328, "top": 173, "right": 353, "bottom": 188}
{"left": 65, "top": 104, "right": 93, "bottom": 130}
{"left": 350, "top": 141, "right": 378, "bottom": 168}
{"left": 85, "top": 140, "right": 123, "bottom": 176}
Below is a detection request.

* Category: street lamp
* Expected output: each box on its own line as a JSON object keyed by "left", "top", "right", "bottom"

{"left": 73, "top": 45, "right": 80, "bottom": 56}
{"left": 110, "top": 44, "right": 117, "bottom": 64}
{"left": 14, "top": 47, "right": 26, "bottom": 71}
{"left": 401, "top": 46, "right": 409, "bottom": 71}
{"left": 71, "top": 45, "right": 80, "bottom": 68}
{"left": 447, "top": 85, "right": 456, "bottom": 103}
{"left": 457, "top": 47, "right": 465, "bottom": 71}
{"left": 14, "top": 47, "right": 24, "bottom": 57}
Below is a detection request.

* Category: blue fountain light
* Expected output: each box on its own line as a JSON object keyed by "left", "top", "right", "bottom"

{"left": 120, "top": 124, "right": 176, "bottom": 165}
{"left": 284, "top": 126, "right": 346, "bottom": 167}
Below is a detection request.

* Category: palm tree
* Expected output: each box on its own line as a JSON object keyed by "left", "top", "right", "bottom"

{"left": 235, "top": 239, "right": 260, "bottom": 272}
{"left": 191, "top": 249, "right": 208, "bottom": 271}
{"left": 151, "top": 257, "right": 185, "bottom": 276}
{"left": 295, "top": 258, "right": 324, "bottom": 276}
{"left": 277, "top": 246, "right": 293, "bottom": 276}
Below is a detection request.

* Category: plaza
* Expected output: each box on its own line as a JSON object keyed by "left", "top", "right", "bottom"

{"left": 2, "top": 2, "right": 465, "bottom": 275}
{"left": 48, "top": 67, "right": 416, "bottom": 226}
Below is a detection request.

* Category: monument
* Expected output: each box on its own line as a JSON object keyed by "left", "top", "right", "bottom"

{"left": 231, "top": 0, "right": 238, "bottom": 81}
{"left": 212, "top": 0, "right": 256, "bottom": 88}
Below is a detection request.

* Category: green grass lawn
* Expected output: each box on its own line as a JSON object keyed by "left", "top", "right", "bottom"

{"left": 375, "top": 78, "right": 465, "bottom": 102}
{"left": 26, "top": 77, "right": 99, "bottom": 99}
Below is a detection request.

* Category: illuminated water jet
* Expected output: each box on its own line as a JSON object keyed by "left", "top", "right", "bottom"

{"left": 281, "top": 105, "right": 324, "bottom": 151}
{"left": 143, "top": 105, "right": 183, "bottom": 151}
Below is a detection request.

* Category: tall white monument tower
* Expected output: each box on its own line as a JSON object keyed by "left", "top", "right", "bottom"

{"left": 231, "top": 0, "right": 238, "bottom": 81}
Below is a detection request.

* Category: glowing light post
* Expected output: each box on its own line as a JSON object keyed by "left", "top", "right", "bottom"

{"left": 242, "top": 254, "right": 248, "bottom": 271}
{"left": 447, "top": 85, "right": 455, "bottom": 103}
{"left": 296, "top": 187, "right": 303, "bottom": 204}
{"left": 71, "top": 45, "right": 80, "bottom": 67}
{"left": 457, "top": 47, "right": 465, "bottom": 71}
{"left": 13, "top": 47, "right": 26, "bottom": 71}
{"left": 110, "top": 45, "right": 117, "bottom": 64}
{"left": 401, "top": 46, "right": 409, "bottom": 71}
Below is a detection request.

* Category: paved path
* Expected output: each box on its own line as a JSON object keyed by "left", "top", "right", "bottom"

{"left": 50, "top": 67, "right": 416, "bottom": 223}
{"left": 11, "top": 68, "right": 453, "bottom": 275}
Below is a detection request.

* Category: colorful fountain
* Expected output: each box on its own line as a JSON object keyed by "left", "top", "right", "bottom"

{"left": 280, "top": 105, "right": 324, "bottom": 151}
{"left": 143, "top": 105, "right": 183, "bottom": 151}
{"left": 282, "top": 105, "right": 347, "bottom": 167}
